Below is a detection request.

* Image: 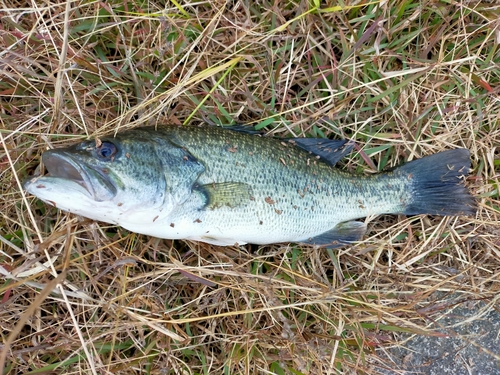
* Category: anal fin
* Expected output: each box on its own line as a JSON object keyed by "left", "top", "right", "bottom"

{"left": 300, "top": 221, "right": 366, "bottom": 248}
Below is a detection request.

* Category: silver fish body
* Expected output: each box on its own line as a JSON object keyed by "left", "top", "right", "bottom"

{"left": 24, "top": 126, "right": 476, "bottom": 247}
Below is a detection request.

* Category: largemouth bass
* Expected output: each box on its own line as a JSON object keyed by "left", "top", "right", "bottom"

{"left": 24, "top": 126, "right": 476, "bottom": 247}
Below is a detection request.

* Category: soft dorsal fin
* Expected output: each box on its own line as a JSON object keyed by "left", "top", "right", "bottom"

{"left": 226, "top": 124, "right": 354, "bottom": 166}
{"left": 290, "top": 138, "right": 354, "bottom": 166}
{"left": 196, "top": 182, "right": 253, "bottom": 210}
{"left": 300, "top": 221, "right": 366, "bottom": 248}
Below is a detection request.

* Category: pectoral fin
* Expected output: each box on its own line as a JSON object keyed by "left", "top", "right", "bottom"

{"left": 196, "top": 182, "right": 253, "bottom": 210}
{"left": 300, "top": 221, "right": 366, "bottom": 248}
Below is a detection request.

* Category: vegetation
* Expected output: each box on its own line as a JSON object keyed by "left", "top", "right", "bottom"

{"left": 1, "top": 0, "right": 499, "bottom": 374}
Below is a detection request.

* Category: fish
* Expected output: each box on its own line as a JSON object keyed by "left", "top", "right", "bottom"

{"left": 23, "top": 125, "right": 476, "bottom": 248}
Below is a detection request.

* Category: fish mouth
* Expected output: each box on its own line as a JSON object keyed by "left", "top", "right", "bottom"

{"left": 41, "top": 150, "right": 117, "bottom": 201}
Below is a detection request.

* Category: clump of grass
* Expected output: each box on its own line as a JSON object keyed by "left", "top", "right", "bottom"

{"left": 1, "top": 1, "right": 499, "bottom": 374}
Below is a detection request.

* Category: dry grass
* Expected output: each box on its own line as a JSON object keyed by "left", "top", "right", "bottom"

{"left": 1, "top": 0, "right": 499, "bottom": 374}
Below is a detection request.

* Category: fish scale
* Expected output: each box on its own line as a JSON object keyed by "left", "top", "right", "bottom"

{"left": 161, "top": 127, "right": 383, "bottom": 243}
{"left": 24, "top": 125, "right": 476, "bottom": 248}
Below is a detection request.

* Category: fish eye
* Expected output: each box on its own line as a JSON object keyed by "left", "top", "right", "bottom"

{"left": 96, "top": 141, "right": 117, "bottom": 160}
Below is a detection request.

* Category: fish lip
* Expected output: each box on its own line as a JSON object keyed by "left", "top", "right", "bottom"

{"left": 41, "top": 150, "right": 117, "bottom": 201}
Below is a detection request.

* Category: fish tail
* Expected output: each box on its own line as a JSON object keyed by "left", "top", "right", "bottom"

{"left": 395, "top": 149, "right": 476, "bottom": 216}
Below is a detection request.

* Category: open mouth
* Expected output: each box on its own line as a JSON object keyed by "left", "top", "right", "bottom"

{"left": 42, "top": 151, "right": 117, "bottom": 201}
{"left": 43, "top": 151, "right": 89, "bottom": 189}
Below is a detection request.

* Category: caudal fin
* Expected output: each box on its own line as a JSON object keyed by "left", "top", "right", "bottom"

{"left": 394, "top": 149, "right": 476, "bottom": 216}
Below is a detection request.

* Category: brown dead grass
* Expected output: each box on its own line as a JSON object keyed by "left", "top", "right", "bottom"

{"left": 1, "top": 0, "right": 499, "bottom": 374}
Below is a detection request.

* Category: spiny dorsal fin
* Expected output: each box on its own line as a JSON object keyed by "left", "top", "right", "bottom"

{"left": 226, "top": 124, "right": 264, "bottom": 135}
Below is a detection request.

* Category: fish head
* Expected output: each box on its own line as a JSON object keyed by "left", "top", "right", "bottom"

{"left": 24, "top": 133, "right": 172, "bottom": 225}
